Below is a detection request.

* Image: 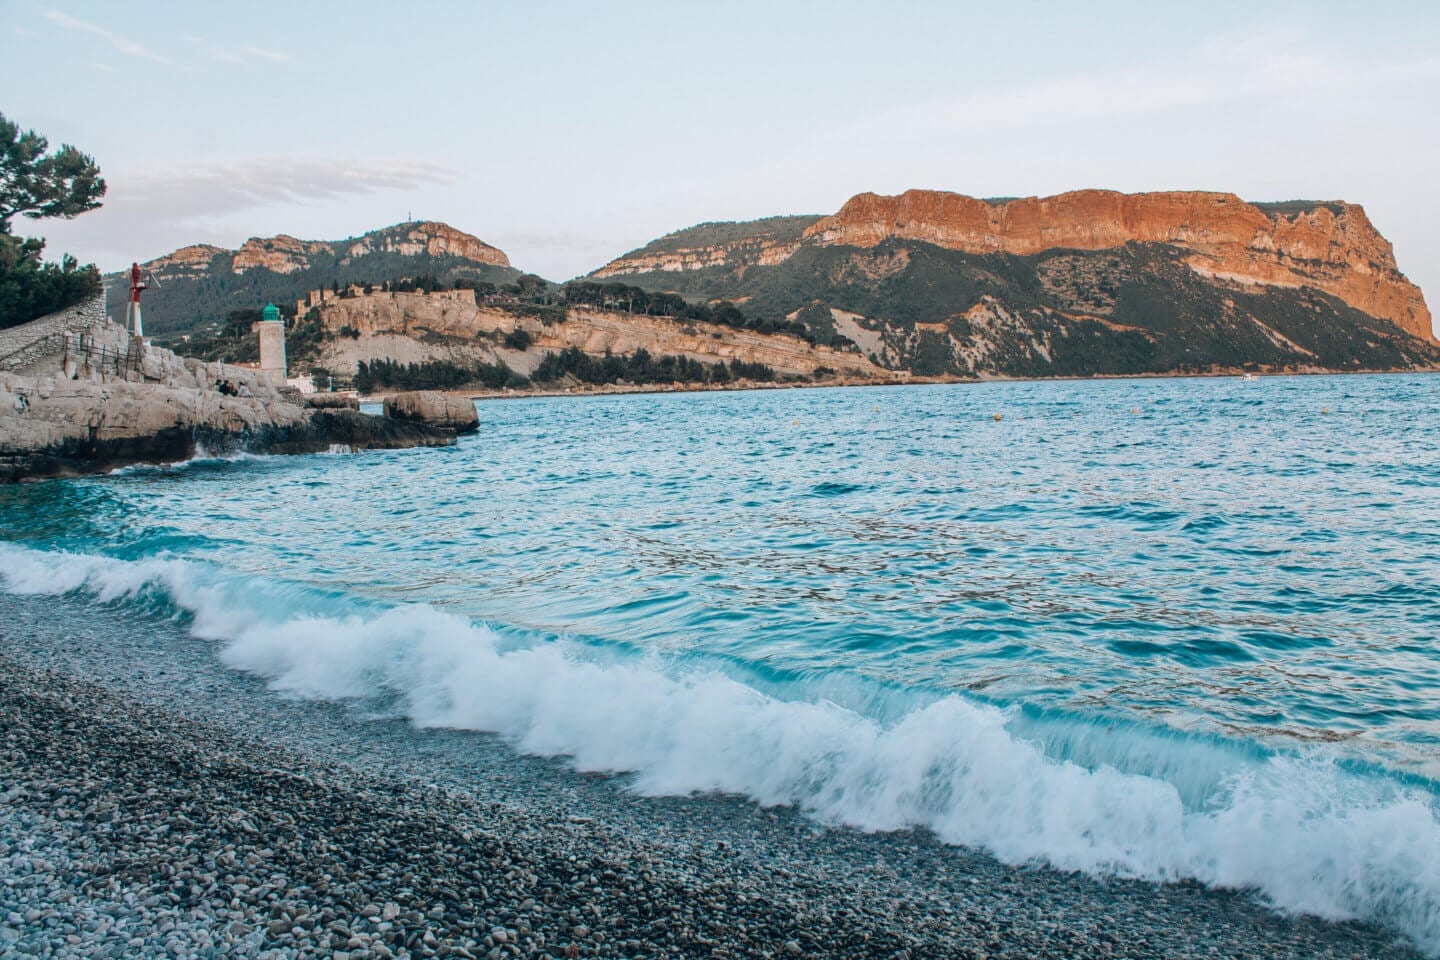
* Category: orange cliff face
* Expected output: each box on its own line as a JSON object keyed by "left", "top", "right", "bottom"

{"left": 802, "top": 190, "right": 1435, "bottom": 344}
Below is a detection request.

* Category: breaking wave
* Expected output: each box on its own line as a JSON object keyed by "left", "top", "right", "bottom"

{"left": 3, "top": 542, "right": 1438, "bottom": 954}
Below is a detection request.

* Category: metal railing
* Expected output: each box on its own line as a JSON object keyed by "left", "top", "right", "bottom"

{"left": 63, "top": 332, "right": 145, "bottom": 380}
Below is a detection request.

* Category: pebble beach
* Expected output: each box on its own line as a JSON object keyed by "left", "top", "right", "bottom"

{"left": 0, "top": 589, "right": 1422, "bottom": 960}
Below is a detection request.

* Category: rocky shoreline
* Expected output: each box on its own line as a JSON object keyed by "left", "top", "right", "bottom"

{"left": 0, "top": 408, "right": 454, "bottom": 483}
{"left": 0, "top": 303, "right": 457, "bottom": 482}
{"left": 0, "top": 591, "right": 1422, "bottom": 960}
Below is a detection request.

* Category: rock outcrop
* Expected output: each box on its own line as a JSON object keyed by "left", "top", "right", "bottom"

{"left": 0, "top": 300, "right": 454, "bottom": 482}
{"left": 592, "top": 216, "right": 819, "bottom": 280}
{"left": 383, "top": 391, "right": 479, "bottom": 433}
{"left": 106, "top": 222, "right": 518, "bottom": 339}
{"left": 595, "top": 189, "right": 1434, "bottom": 345}
{"left": 805, "top": 190, "right": 1434, "bottom": 344}
{"left": 342, "top": 221, "right": 509, "bottom": 268}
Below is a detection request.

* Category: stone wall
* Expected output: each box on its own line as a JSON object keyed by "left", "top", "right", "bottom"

{"left": 0, "top": 294, "right": 110, "bottom": 374}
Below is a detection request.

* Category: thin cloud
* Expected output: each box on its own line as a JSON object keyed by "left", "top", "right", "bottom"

{"left": 115, "top": 158, "right": 458, "bottom": 221}
{"left": 243, "top": 46, "right": 293, "bottom": 63}
{"left": 183, "top": 34, "right": 245, "bottom": 64}
{"left": 44, "top": 9, "right": 170, "bottom": 64}
{"left": 34, "top": 157, "right": 460, "bottom": 270}
{"left": 180, "top": 35, "right": 293, "bottom": 65}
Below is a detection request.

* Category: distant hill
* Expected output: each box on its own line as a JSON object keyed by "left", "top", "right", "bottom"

{"left": 589, "top": 189, "right": 1440, "bottom": 377}
{"left": 106, "top": 222, "right": 522, "bottom": 338}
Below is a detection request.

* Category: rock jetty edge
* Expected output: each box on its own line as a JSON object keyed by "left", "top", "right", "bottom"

{"left": 0, "top": 301, "right": 455, "bottom": 482}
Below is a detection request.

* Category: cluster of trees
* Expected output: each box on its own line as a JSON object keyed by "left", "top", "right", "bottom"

{"left": 381, "top": 272, "right": 551, "bottom": 301}
{"left": 354, "top": 357, "right": 524, "bottom": 393}
{"left": 560, "top": 280, "right": 821, "bottom": 343}
{"left": 351, "top": 347, "right": 782, "bottom": 393}
{"left": 0, "top": 237, "right": 99, "bottom": 329}
{"left": 0, "top": 112, "right": 105, "bottom": 329}
{"left": 531, "top": 346, "right": 776, "bottom": 386}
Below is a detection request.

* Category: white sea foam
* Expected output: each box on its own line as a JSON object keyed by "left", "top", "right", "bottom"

{"left": 2, "top": 542, "right": 1438, "bottom": 954}
{"left": 106, "top": 447, "right": 268, "bottom": 476}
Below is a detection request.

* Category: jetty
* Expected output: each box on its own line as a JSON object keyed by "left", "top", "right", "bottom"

{"left": 0, "top": 295, "right": 457, "bottom": 481}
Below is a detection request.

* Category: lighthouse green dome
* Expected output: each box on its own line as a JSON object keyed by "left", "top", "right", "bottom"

{"left": 261, "top": 303, "right": 281, "bottom": 322}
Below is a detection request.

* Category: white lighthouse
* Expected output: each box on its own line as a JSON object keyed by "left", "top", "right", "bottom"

{"left": 255, "top": 302, "right": 287, "bottom": 383}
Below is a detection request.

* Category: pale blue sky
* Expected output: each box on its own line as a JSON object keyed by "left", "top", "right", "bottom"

{"left": 3, "top": 0, "right": 1438, "bottom": 330}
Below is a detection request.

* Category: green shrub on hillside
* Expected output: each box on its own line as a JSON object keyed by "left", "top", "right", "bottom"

{"left": 0, "top": 235, "right": 101, "bottom": 330}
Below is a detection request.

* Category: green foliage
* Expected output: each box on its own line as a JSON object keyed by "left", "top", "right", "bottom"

{"left": 0, "top": 113, "right": 105, "bottom": 328}
{"left": 501, "top": 301, "right": 566, "bottom": 325}
{"left": 355, "top": 358, "right": 523, "bottom": 393}
{"left": 561, "top": 280, "right": 822, "bottom": 342}
{"left": 598, "top": 236, "right": 1440, "bottom": 376}
{"left": 531, "top": 346, "right": 774, "bottom": 386}
{"left": 0, "top": 234, "right": 102, "bottom": 329}
{"left": 0, "top": 112, "right": 105, "bottom": 233}
{"left": 611, "top": 215, "right": 821, "bottom": 261}
{"left": 173, "top": 308, "right": 262, "bottom": 364}
{"left": 1252, "top": 200, "right": 1347, "bottom": 219}
{"left": 502, "top": 328, "right": 533, "bottom": 351}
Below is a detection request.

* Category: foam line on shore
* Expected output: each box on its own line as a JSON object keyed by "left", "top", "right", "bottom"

{"left": 3, "top": 541, "right": 1438, "bottom": 955}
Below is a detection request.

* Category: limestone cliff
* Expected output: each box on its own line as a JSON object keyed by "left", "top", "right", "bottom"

{"left": 303, "top": 289, "right": 885, "bottom": 382}
{"left": 233, "top": 235, "right": 334, "bottom": 274}
{"left": 803, "top": 190, "right": 1433, "bottom": 344}
{"left": 341, "top": 221, "right": 509, "bottom": 268}
{"left": 595, "top": 190, "right": 1433, "bottom": 346}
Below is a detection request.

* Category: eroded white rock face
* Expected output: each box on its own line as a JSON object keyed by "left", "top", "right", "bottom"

{"left": 0, "top": 312, "right": 308, "bottom": 466}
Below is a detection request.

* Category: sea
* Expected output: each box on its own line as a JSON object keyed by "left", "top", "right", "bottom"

{"left": 2, "top": 375, "right": 1439, "bottom": 951}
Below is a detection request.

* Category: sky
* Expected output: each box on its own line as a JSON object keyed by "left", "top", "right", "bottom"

{"left": 3, "top": 0, "right": 1439, "bottom": 332}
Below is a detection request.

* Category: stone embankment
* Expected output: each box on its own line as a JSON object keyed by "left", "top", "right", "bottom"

{"left": 0, "top": 297, "right": 455, "bottom": 481}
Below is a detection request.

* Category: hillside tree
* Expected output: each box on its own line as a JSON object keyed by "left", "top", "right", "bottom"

{"left": 0, "top": 111, "right": 105, "bottom": 233}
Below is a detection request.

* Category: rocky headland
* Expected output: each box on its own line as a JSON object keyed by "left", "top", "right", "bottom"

{"left": 0, "top": 297, "right": 455, "bottom": 482}
{"left": 107, "top": 189, "right": 1440, "bottom": 386}
{"left": 593, "top": 189, "right": 1440, "bottom": 378}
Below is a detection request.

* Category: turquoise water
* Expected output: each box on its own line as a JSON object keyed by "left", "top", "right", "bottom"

{"left": 3, "top": 375, "right": 1440, "bottom": 949}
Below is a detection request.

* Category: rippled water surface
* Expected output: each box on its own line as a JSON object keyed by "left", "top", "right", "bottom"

{"left": 8, "top": 376, "right": 1439, "bottom": 771}
{"left": 4, "top": 374, "right": 1440, "bottom": 949}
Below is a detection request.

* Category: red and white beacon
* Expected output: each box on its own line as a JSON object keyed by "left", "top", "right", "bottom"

{"left": 125, "top": 262, "right": 148, "bottom": 338}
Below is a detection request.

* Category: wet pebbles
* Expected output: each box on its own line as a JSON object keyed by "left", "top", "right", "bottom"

{"left": 0, "top": 591, "right": 1425, "bottom": 959}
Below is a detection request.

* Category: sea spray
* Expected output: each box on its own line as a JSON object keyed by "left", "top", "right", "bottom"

{"left": 3, "top": 541, "right": 1438, "bottom": 954}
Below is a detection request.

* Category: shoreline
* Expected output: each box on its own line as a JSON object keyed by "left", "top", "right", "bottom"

{"left": 344, "top": 365, "right": 1440, "bottom": 406}
{"left": 0, "top": 589, "right": 1422, "bottom": 960}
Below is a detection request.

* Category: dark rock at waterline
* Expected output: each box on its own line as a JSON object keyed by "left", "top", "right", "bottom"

{"left": 274, "top": 408, "right": 456, "bottom": 453}
{"left": 383, "top": 390, "right": 480, "bottom": 434}
{"left": 0, "top": 409, "right": 452, "bottom": 482}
